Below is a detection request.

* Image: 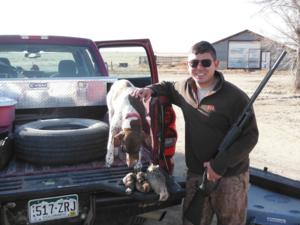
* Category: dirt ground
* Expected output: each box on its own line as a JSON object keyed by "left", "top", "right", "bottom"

{"left": 144, "top": 71, "right": 300, "bottom": 225}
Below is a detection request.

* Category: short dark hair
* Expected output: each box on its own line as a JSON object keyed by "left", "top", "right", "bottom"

{"left": 191, "top": 41, "right": 217, "bottom": 60}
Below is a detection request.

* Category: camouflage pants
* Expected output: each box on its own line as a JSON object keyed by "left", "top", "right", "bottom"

{"left": 182, "top": 170, "right": 249, "bottom": 225}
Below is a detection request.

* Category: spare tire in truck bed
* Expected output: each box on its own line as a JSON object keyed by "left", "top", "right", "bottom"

{"left": 15, "top": 118, "right": 109, "bottom": 165}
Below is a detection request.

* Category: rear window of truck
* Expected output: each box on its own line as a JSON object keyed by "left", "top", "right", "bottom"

{"left": 0, "top": 44, "right": 102, "bottom": 79}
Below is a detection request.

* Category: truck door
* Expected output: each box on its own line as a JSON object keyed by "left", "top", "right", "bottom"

{"left": 96, "top": 39, "right": 178, "bottom": 175}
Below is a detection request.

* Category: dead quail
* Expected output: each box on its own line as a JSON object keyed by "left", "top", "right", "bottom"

{"left": 146, "top": 164, "right": 169, "bottom": 201}
{"left": 122, "top": 172, "right": 136, "bottom": 194}
{"left": 135, "top": 171, "right": 151, "bottom": 193}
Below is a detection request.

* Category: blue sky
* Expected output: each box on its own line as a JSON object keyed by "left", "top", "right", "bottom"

{"left": 2, "top": 0, "right": 282, "bottom": 53}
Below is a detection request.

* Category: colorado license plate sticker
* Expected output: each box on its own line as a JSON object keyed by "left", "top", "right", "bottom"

{"left": 28, "top": 194, "right": 79, "bottom": 223}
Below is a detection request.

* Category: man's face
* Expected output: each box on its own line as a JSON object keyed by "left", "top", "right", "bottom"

{"left": 187, "top": 52, "right": 219, "bottom": 88}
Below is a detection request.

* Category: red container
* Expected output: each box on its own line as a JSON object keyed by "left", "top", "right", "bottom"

{"left": 0, "top": 97, "right": 17, "bottom": 129}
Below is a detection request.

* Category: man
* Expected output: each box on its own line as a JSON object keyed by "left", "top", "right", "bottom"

{"left": 132, "top": 41, "right": 259, "bottom": 225}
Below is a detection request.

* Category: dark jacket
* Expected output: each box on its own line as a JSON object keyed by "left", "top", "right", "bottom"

{"left": 150, "top": 71, "right": 259, "bottom": 176}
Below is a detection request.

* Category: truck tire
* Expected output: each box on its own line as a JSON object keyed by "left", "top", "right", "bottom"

{"left": 15, "top": 118, "right": 109, "bottom": 165}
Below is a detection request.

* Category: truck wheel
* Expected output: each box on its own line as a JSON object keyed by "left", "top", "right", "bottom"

{"left": 15, "top": 118, "right": 109, "bottom": 165}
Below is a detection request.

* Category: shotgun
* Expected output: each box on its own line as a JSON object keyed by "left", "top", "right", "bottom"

{"left": 184, "top": 50, "right": 287, "bottom": 225}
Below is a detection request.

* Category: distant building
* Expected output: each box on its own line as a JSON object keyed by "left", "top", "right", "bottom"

{"left": 212, "top": 29, "right": 291, "bottom": 70}
{"left": 140, "top": 30, "right": 291, "bottom": 71}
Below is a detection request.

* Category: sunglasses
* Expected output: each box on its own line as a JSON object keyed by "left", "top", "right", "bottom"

{"left": 188, "top": 59, "right": 212, "bottom": 68}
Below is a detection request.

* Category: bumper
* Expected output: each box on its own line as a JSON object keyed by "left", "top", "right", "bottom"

{"left": 0, "top": 166, "right": 185, "bottom": 225}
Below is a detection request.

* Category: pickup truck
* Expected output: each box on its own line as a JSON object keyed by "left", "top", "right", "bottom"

{"left": 0, "top": 35, "right": 185, "bottom": 225}
{"left": 1, "top": 35, "right": 300, "bottom": 225}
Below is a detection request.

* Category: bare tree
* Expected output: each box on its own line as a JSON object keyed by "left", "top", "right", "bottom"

{"left": 255, "top": 0, "right": 300, "bottom": 89}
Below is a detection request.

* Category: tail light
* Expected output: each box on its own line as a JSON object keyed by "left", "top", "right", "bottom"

{"left": 158, "top": 104, "right": 177, "bottom": 175}
{"left": 163, "top": 105, "right": 177, "bottom": 157}
{"left": 149, "top": 97, "right": 177, "bottom": 175}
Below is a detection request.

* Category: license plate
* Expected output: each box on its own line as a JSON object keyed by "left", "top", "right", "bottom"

{"left": 28, "top": 194, "right": 79, "bottom": 223}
